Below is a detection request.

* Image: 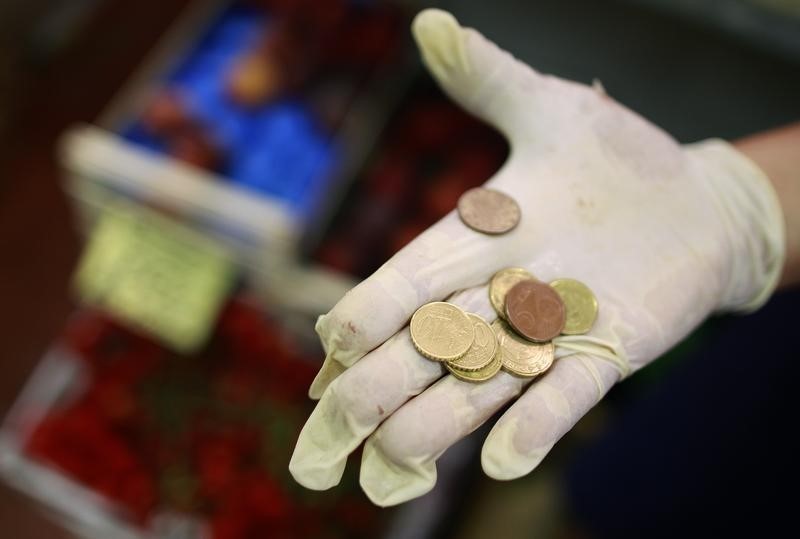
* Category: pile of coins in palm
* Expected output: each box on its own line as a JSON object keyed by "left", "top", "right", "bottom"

{"left": 409, "top": 188, "right": 598, "bottom": 382}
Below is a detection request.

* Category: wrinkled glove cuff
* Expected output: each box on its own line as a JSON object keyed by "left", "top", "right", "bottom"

{"left": 686, "top": 138, "right": 786, "bottom": 313}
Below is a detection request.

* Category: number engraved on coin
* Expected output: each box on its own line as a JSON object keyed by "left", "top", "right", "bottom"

{"left": 446, "top": 347, "right": 502, "bottom": 382}
{"left": 447, "top": 314, "right": 498, "bottom": 371}
{"left": 492, "top": 319, "right": 555, "bottom": 378}
{"left": 410, "top": 302, "right": 474, "bottom": 361}
{"left": 505, "top": 280, "right": 566, "bottom": 342}
{"left": 549, "top": 278, "right": 598, "bottom": 335}
{"left": 489, "top": 267, "right": 536, "bottom": 319}
{"left": 457, "top": 188, "right": 521, "bottom": 235}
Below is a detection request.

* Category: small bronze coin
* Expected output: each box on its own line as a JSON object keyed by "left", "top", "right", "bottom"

{"left": 457, "top": 187, "right": 521, "bottom": 235}
{"left": 504, "top": 280, "right": 566, "bottom": 342}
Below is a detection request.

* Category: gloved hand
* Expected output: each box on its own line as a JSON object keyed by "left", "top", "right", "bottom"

{"left": 289, "top": 9, "right": 785, "bottom": 506}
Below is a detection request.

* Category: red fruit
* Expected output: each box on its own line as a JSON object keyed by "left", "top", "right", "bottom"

{"left": 141, "top": 90, "right": 189, "bottom": 136}
{"left": 422, "top": 170, "right": 469, "bottom": 219}
{"left": 31, "top": 438, "right": 85, "bottom": 478}
{"left": 365, "top": 154, "right": 414, "bottom": 203}
{"left": 329, "top": 10, "right": 399, "bottom": 67}
{"left": 242, "top": 473, "right": 289, "bottom": 521}
{"left": 221, "top": 302, "right": 270, "bottom": 345}
{"left": 63, "top": 312, "right": 114, "bottom": 359}
{"left": 211, "top": 508, "right": 250, "bottom": 539}
{"left": 315, "top": 234, "right": 360, "bottom": 275}
{"left": 450, "top": 144, "right": 506, "bottom": 187}
{"left": 229, "top": 427, "right": 261, "bottom": 457}
{"left": 337, "top": 496, "right": 379, "bottom": 535}
{"left": 303, "top": 0, "right": 347, "bottom": 31}
{"left": 89, "top": 380, "right": 137, "bottom": 422}
{"left": 218, "top": 301, "right": 254, "bottom": 340}
{"left": 118, "top": 472, "right": 157, "bottom": 524}
{"left": 245, "top": 334, "right": 281, "bottom": 366}
{"left": 216, "top": 370, "right": 259, "bottom": 406}
{"left": 389, "top": 219, "right": 428, "bottom": 256}
{"left": 295, "top": 516, "right": 324, "bottom": 539}
{"left": 197, "top": 439, "right": 241, "bottom": 495}
{"left": 89, "top": 472, "right": 121, "bottom": 501}
{"left": 114, "top": 354, "right": 164, "bottom": 385}
{"left": 169, "top": 128, "right": 222, "bottom": 171}
{"left": 402, "top": 102, "right": 470, "bottom": 151}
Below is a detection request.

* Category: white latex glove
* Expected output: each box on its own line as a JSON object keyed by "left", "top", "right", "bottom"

{"left": 289, "top": 9, "right": 785, "bottom": 506}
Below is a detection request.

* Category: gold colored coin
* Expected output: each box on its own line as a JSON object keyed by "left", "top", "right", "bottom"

{"left": 410, "top": 302, "right": 474, "bottom": 362}
{"left": 489, "top": 267, "right": 535, "bottom": 319}
{"left": 446, "top": 347, "right": 502, "bottom": 382}
{"left": 549, "top": 278, "right": 598, "bottom": 335}
{"left": 492, "top": 319, "right": 555, "bottom": 378}
{"left": 447, "top": 314, "right": 498, "bottom": 371}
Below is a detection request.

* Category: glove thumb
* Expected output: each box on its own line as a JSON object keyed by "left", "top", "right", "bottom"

{"left": 412, "top": 9, "right": 541, "bottom": 141}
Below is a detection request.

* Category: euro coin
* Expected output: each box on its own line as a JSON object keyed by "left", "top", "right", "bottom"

{"left": 410, "top": 302, "right": 474, "bottom": 362}
{"left": 489, "top": 267, "right": 535, "bottom": 319}
{"left": 550, "top": 278, "right": 598, "bottom": 335}
{"left": 447, "top": 314, "right": 498, "bottom": 371}
{"left": 446, "top": 347, "right": 502, "bottom": 382}
{"left": 492, "top": 319, "right": 555, "bottom": 378}
{"left": 505, "top": 280, "right": 566, "bottom": 342}
{"left": 457, "top": 187, "right": 521, "bottom": 235}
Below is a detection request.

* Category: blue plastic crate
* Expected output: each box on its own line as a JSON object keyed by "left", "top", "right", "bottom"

{"left": 123, "top": 4, "right": 341, "bottom": 221}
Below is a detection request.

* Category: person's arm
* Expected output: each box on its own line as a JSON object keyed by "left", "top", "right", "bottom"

{"left": 736, "top": 122, "right": 800, "bottom": 288}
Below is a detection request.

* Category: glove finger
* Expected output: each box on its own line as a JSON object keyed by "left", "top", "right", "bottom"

{"left": 411, "top": 8, "right": 544, "bottom": 142}
{"left": 357, "top": 352, "right": 619, "bottom": 506}
{"left": 481, "top": 353, "right": 619, "bottom": 480}
{"left": 359, "top": 369, "right": 527, "bottom": 506}
{"left": 308, "top": 355, "right": 346, "bottom": 400}
{"left": 290, "top": 285, "right": 494, "bottom": 491}
{"left": 310, "top": 163, "right": 528, "bottom": 398}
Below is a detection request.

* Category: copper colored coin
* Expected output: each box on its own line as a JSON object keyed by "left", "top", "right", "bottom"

{"left": 457, "top": 188, "right": 521, "bottom": 234}
{"left": 504, "top": 280, "right": 566, "bottom": 342}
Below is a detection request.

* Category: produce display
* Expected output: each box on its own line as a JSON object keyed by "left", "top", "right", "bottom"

{"left": 0, "top": 3, "right": 508, "bottom": 537}
{"left": 126, "top": 0, "right": 404, "bottom": 217}
{"left": 313, "top": 85, "right": 508, "bottom": 278}
{"left": 21, "top": 299, "right": 385, "bottom": 538}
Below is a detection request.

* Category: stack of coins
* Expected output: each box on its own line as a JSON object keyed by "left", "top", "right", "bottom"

{"left": 489, "top": 268, "right": 598, "bottom": 378}
{"left": 409, "top": 271, "right": 598, "bottom": 383}
{"left": 409, "top": 190, "right": 599, "bottom": 382}
{"left": 410, "top": 302, "right": 502, "bottom": 382}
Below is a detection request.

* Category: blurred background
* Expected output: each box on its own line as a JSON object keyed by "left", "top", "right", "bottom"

{"left": 0, "top": 0, "right": 798, "bottom": 537}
